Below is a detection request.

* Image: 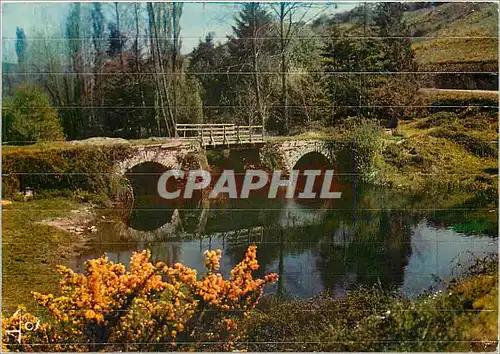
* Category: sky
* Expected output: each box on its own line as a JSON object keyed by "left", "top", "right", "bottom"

{"left": 1, "top": 1, "right": 359, "bottom": 63}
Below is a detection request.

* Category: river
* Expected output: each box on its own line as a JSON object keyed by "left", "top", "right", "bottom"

{"left": 70, "top": 171, "right": 498, "bottom": 300}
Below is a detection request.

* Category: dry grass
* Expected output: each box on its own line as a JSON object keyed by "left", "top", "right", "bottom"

{"left": 380, "top": 111, "right": 498, "bottom": 193}
{"left": 406, "top": 2, "right": 498, "bottom": 69}
{"left": 2, "top": 198, "right": 89, "bottom": 313}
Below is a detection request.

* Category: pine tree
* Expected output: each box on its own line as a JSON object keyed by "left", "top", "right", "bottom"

{"left": 15, "top": 27, "right": 27, "bottom": 72}
{"left": 321, "top": 23, "right": 382, "bottom": 121}
{"left": 227, "top": 3, "right": 274, "bottom": 127}
{"left": 107, "top": 22, "right": 127, "bottom": 58}
{"left": 370, "top": 3, "right": 418, "bottom": 128}
{"left": 189, "top": 33, "right": 230, "bottom": 122}
{"left": 374, "top": 3, "right": 415, "bottom": 72}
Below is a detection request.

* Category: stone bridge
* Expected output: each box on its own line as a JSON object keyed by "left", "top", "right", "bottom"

{"left": 115, "top": 138, "right": 341, "bottom": 176}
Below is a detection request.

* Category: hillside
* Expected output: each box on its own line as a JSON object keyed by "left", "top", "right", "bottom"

{"left": 323, "top": 2, "right": 498, "bottom": 89}
{"left": 406, "top": 2, "right": 498, "bottom": 73}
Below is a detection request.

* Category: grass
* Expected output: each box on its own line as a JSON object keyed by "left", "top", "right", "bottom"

{"left": 2, "top": 198, "right": 89, "bottom": 313}
{"left": 405, "top": 3, "right": 498, "bottom": 70}
{"left": 406, "top": 3, "right": 498, "bottom": 38}
{"left": 1, "top": 136, "right": 195, "bottom": 152}
{"left": 377, "top": 110, "right": 498, "bottom": 195}
{"left": 244, "top": 256, "right": 498, "bottom": 352}
{"left": 267, "top": 130, "right": 343, "bottom": 142}
{"left": 418, "top": 88, "right": 499, "bottom": 106}
{"left": 401, "top": 110, "right": 498, "bottom": 142}
{"left": 413, "top": 37, "right": 498, "bottom": 69}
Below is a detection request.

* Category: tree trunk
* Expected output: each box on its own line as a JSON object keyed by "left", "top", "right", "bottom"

{"left": 251, "top": 4, "right": 264, "bottom": 130}
{"left": 172, "top": 3, "right": 178, "bottom": 136}
{"left": 134, "top": 3, "right": 146, "bottom": 108}
{"left": 280, "top": 3, "right": 288, "bottom": 134}
{"left": 115, "top": 2, "right": 124, "bottom": 69}
{"left": 152, "top": 7, "right": 176, "bottom": 135}
{"left": 147, "top": 2, "right": 170, "bottom": 136}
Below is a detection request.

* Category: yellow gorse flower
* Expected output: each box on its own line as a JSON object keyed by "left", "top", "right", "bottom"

{"left": 2, "top": 245, "right": 277, "bottom": 352}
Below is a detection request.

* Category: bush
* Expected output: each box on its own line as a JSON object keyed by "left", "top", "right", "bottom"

{"left": 2, "top": 144, "right": 133, "bottom": 198}
{"left": 340, "top": 118, "right": 384, "bottom": 183}
{"left": 2, "top": 246, "right": 277, "bottom": 352}
{"left": 368, "top": 76, "right": 419, "bottom": 126}
{"left": 415, "top": 111, "right": 459, "bottom": 129}
{"left": 430, "top": 130, "right": 497, "bottom": 157}
{"left": 2, "top": 85, "right": 64, "bottom": 144}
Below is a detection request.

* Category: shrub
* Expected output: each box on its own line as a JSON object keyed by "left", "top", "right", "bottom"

{"left": 368, "top": 76, "right": 419, "bottom": 126}
{"left": 340, "top": 118, "right": 384, "bottom": 183}
{"left": 415, "top": 111, "right": 459, "bottom": 129}
{"left": 2, "top": 144, "right": 133, "bottom": 198}
{"left": 2, "top": 246, "right": 277, "bottom": 352}
{"left": 2, "top": 85, "right": 64, "bottom": 144}
{"left": 430, "top": 130, "right": 497, "bottom": 157}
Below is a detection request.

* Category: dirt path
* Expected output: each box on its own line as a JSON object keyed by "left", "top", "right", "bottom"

{"left": 37, "top": 203, "right": 101, "bottom": 234}
{"left": 419, "top": 88, "right": 498, "bottom": 95}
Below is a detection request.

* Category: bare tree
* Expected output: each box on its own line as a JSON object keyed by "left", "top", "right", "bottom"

{"left": 147, "top": 2, "right": 175, "bottom": 137}
{"left": 114, "top": 2, "right": 124, "bottom": 68}
{"left": 270, "top": 3, "right": 311, "bottom": 134}
{"left": 171, "top": 3, "right": 182, "bottom": 133}
{"left": 133, "top": 3, "right": 146, "bottom": 108}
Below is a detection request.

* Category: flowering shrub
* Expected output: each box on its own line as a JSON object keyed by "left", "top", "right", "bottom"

{"left": 2, "top": 245, "right": 277, "bottom": 352}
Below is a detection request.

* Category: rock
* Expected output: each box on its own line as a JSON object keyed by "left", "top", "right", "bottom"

{"left": 88, "top": 226, "right": 98, "bottom": 232}
{"left": 75, "top": 227, "right": 85, "bottom": 233}
{"left": 69, "top": 137, "right": 130, "bottom": 146}
{"left": 67, "top": 226, "right": 76, "bottom": 231}
{"left": 101, "top": 215, "right": 106, "bottom": 219}
{"left": 161, "top": 141, "right": 183, "bottom": 149}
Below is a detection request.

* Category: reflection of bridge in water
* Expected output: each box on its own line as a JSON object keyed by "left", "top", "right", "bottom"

{"left": 71, "top": 177, "right": 498, "bottom": 300}
{"left": 73, "top": 188, "right": 416, "bottom": 299}
{"left": 122, "top": 197, "right": 335, "bottom": 241}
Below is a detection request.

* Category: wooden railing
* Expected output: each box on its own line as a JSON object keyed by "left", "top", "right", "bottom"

{"left": 175, "top": 124, "right": 264, "bottom": 147}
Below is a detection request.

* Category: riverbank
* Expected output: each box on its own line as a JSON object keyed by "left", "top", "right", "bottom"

{"left": 2, "top": 213, "right": 497, "bottom": 352}
{"left": 378, "top": 112, "right": 497, "bottom": 197}
{"left": 2, "top": 189, "right": 497, "bottom": 351}
{"left": 1, "top": 197, "right": 100, "bottom": 312}
{"left": 3, "top": 105, "right": 497, "bottom": 201}
{"left": 243, "top": 255, "right": 498, "bottom": 352}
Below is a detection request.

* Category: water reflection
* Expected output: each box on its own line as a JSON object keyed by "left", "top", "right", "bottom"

{"left": 72, "top": 184, "right": 498, "bottom": 299}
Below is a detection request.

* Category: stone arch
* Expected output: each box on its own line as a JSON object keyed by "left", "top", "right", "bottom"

{"left": 116, "top": 148, "right": 181, "bottom": 176}
{"left": 269, "top": 140, "right": 336, "bottom": 173}
{"left": 287, "top": 145, "right": 335, "bottom": 171}
{"left": 114, "top": 140, "right": 202, "bottom": 176}
{"left": 112, "top": 141, "right": 203, "bottom": 226}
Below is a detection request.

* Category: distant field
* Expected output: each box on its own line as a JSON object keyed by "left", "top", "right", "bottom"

{"left": 406, "top": 3, "right": 498, "bottom": 71}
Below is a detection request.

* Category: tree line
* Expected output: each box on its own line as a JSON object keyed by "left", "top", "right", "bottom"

{"left": 3, "top": 2, "right": 417, "bottom": 143}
